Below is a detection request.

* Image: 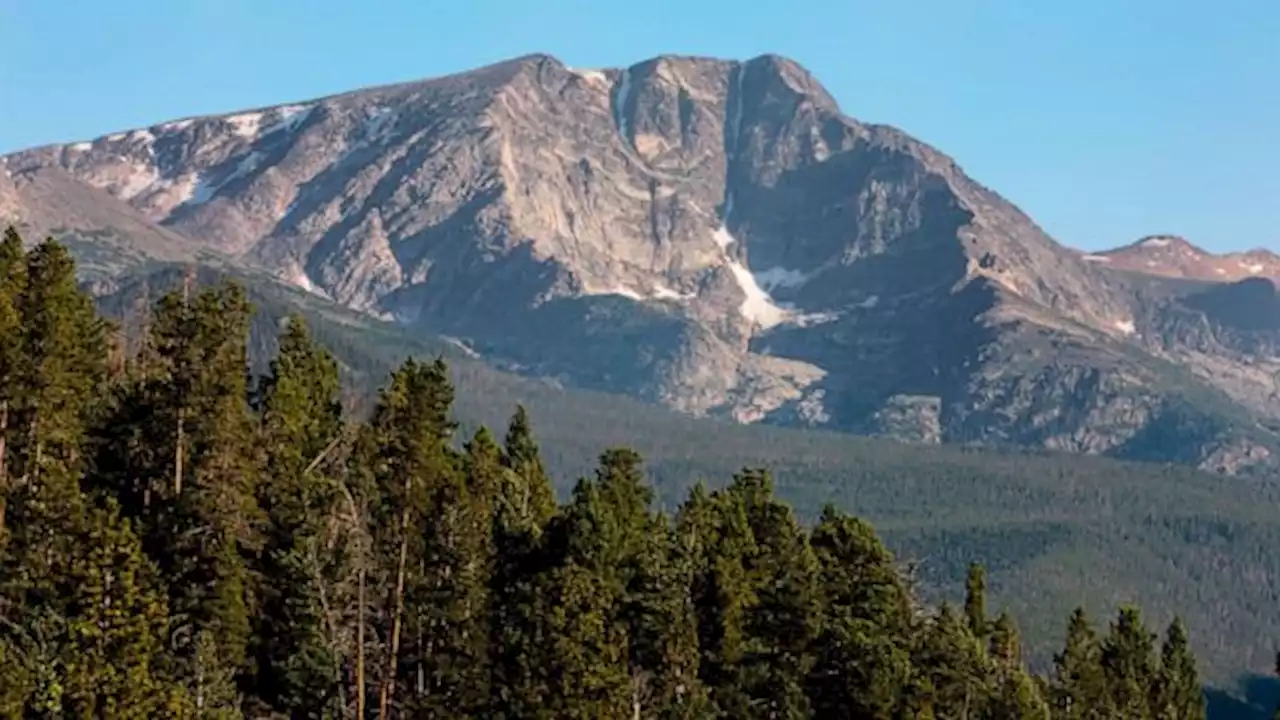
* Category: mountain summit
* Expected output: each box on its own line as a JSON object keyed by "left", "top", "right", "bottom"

{"left": 4, "top": 52, "right": 1278, "bottom": 473}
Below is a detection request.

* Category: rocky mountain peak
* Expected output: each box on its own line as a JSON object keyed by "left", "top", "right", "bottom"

{"left": 7, "top": 52, "right": 1280, "bottom": 475}
{"left": 1089, "top": 234, "right": 1280, "bottom": 282}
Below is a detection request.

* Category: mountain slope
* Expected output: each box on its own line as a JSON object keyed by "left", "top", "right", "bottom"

{"left": 6, "top": 52, "right": 1280, "bottom": 473}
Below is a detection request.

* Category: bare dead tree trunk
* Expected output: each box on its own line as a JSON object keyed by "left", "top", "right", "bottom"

{"left": 0, "top": 399, "right": 8, "bottom": 533}
{"left": 378, "top": 476, "right": 413, "bottom": 719}
{"left": 173, "top": 269, "right": 192, "bottom": 500}
{"left": 357, "top": 566, "right": 367, "bottom": 720}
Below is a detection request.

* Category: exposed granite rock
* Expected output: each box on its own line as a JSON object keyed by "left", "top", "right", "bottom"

{"left": 4, "top": 52, "right": 1279, "bottom": 474}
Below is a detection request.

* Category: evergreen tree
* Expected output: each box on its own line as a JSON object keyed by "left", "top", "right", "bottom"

{"left": 1100, "top": 605, "right": 1157, "bottom": 719}
{"left": 531, "top": 562, "right": 631, "bottom": 719}
{"left": 1052, "top": 607, "right": 1108, "bottom": 719}
{"left": 353, "top": 357, "right": 458, "bottom": 717}
{"left": 806, "top": 505, "right": 913, "bottom": 718}
{"left": 1153, "top": 618, "right": 1205, "bottom": 720}
{"left": 721, "top": 469, "right": 819, "bottom": 719}
{"left": 990, "top": 612, "right": 1021, "bottom": 665}
{"left": 965, "top": 561, "right": 988, "bottom": 638}
{"left": 57, "top": 501, "right": 184, "bottom": 718}
{"left": 498, "top": 404, "right": 557, "bottom": 536}
{"left": 407, "top": 426, "right": 497, "bottom": 718}
{"left": 0, "top": 227, "right": 27, "bottom": 535}
{"left": 912, "top": 604, "right": 990, "bottom": 720}
{"left": 489, "top": 411, "right": 557, "bottom": 719}
{"left": 7, "top": 237, "right": 107, "bottom": 502}
{"left": 253, "top": 316, "right": 346, "bottom": 716}
{"left": 107, "top": 280, "right": 267, "bottom": 707}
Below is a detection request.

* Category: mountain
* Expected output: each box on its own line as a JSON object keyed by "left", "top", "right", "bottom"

{"left": 1085, "top": 235, "right": 1280, "bottom": 283}
{"left": 5, "top": 51, "right": 1280, "bottom": 474}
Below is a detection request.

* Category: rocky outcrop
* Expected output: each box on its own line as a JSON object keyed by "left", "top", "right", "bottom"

{"left": 4, "top": 52, "right": 1278, "bottom": 475}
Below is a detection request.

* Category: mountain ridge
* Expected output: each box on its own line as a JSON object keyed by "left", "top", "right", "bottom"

{"left": 4, "top": 51, "right": 1279, "bottom": 475}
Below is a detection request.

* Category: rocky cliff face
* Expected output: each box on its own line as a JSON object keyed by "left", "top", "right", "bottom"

{"left": 4, "top": 52, "right": 1279, "bottom": 474}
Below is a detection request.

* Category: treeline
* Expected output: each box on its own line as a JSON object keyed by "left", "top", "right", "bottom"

{"left": 0, "top": 228, "right": 1208, "bottom": 718}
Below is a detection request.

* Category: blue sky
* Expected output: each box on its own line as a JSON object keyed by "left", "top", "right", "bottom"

{"left": 1, "top": 0, "right": 1276, "bottom": 252}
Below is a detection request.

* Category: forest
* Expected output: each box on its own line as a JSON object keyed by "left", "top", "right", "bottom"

{"left": 0, "top": 228, "right": 1221, "bottom": 717}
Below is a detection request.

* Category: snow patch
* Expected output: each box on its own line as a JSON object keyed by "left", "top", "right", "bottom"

{"left": 1142, "top": 237, "right": 1172, "bottom": 248}
{"left": 1215, "top": 268, "right": 1227, "bottom": 275}
{"left": 755, "top": 267, "right": 808, "bottom": 291}
{"left": 1115, "top": 320, "right": 1136, "bottom": 335}
{"left": 602, "top": 286, "right": 646, "bottom": 301}
{"left": 69, "top": 142, "right": 91, "bottom": 151}
{"left": 792, "top": 311, "right": 840, "bottom": 327}
{"left": 117, "top": 166, "right": 161, "bottom": 200}
{"left": 261, "top": 104, "right": 315, "bottom": 136}
{"left": 712, "top": 225, "right": 736, "bottom": 250}
{"left": 160, "top": 119, "right": 194, "bottom": 132}
{"left": 106, "top": 133, "right": 126, "bottom": 142}
{"left": 290, "top": 267, "right": 324, "bottom": 296}
{"left": 1244, "top": 263, "right": 1265, "bottom": 274}
{"left": 570, "top": 68, "right": 609, "bottom": 85}
{"left": 726, "top": 65, "right": 745, "bottom": 158}
{"left": 191, "top": 151, "right": 263, "bottom": 204}
{"left": 225, "top": 112, "right": 262, "bottom": 138}
{"left": 727, "top": 260, "right": 792, "bottom": 329}
{"left": 1082, "top": 254, "right": 1111, "bottom": 263}
{"left": 652, "top": 284, "right": 696, "bottom": 301}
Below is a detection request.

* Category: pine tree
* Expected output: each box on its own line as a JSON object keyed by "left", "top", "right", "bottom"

{"left": 1052, "top": 607, "right": 1108, "bottom": 719}
{"left": 498, "top": 405, "right": 557, "bottom": 536}
{"left": 353, "top": 357, "right": 458, "bottom": 718}
{"left": 723, "top": 469, "right": 819, "bottom": 719}
{"left": 911, "top": 604, "right": 989, "bottom": 720}
{"left": 254, "top": 316, "right": 346, "bottom": 716}
{"left": 965, "top": 561, "right": 988, "bottom": 638}
{"left": 1100, "top": 605, "right": 1157, "bottom": 719}
{"left": 112, "top": 280, "right": 266, "bottom": 706}
{"left": 990, "top": 612, "right": 1021, "bottom": 665}
{"left": 57, "top": 501, "right": 184, "bottom": 718}
{"left": 531, "top": 562, "right": 631, "bottom": 719}
{"left": 7, "top": 237, "right": 107, "bottom": 506}
{"left": 407, "top": 426, "right": 497, "bottom": 718}
{"left": 1153, "top": 618, "right": 1205, "bottom": 720}
{"left": 806, "top": 505, "right": 913, "bottom": 718}
{"left": 0, "top": 227, "right": 27, "bottom": 535}
{"left": 489, "top": 410, "right": 558, "bottom": 719}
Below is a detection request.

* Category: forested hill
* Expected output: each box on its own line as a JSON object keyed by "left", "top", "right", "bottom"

{"left": 0, "top": 228, "right": 1272, "bottom": 717}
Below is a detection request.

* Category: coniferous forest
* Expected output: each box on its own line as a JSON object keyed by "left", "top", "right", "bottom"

{"left": 0, "top": 228, "right": 1214, "bottom": 718}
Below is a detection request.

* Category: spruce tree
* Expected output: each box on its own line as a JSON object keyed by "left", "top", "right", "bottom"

{"left": 254, "top": 316, "right": 346, "bottom": 716}
{"left": 117, "top": 280, "right": 266, "bottom": 707}
{"left": 58, "top": 501, "right": 184, "bottom": 718}
{"left": 806, "top": 505, "right": 913, "bottom": 718}
{"left": 1100, "top": 605, "right": 1157, "bottom": 719}
{"left": 965, "top": 562, "right": 988, "bottom": 638}
{"left": 1052, "top": 607, "right": 1108, "bottom": 719}
{"left": 353, "top": 357, "right": 458, "bottom": 717}
{"left": 407, "top": 426, "right": 497, "bottom": 718}
{"left": 498, "top": 405, "right": 557, "bottom": 536}
{"left": 1154, "top": 618, "right": 1205, "bottom": 720}
{"left": 0, "top": 227, "right": 27, "bottom": 534}
{"left": 724, "top": 469, "right": 819, "bottom": 719}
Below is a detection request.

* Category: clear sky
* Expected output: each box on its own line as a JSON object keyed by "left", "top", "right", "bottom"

{"left": 1, "top": 0, "right": 1276, "bottom": 252}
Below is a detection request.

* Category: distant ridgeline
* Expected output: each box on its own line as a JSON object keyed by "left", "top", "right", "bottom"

{"left": 0, "top": 228, "right": 1235, "bottom": 718}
